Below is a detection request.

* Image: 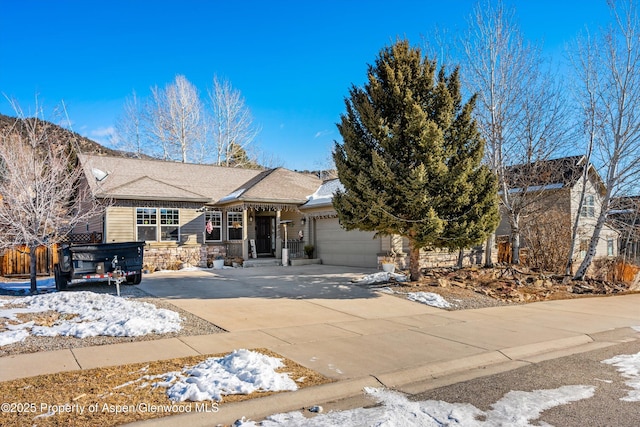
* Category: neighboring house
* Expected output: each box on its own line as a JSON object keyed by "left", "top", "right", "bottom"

{"left": 495, "top": 155, "right": 618, "bottom": 268}
{"left": 609, "top": 196, "right": 640, "bottom": 265}
{"left": 78, "top": 154, "right": 321, "bottom": 268}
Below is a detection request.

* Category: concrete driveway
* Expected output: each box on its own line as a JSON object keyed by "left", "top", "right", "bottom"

{"left": 138, "top": 264, "right": 442, "bottom": 333}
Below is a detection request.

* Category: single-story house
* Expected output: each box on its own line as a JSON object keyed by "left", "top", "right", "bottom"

{"left": 77, "top": 153, "right": 619, "bottom": 272}
{"left": 78, "top": 154, "right": 321, "bottom": 268}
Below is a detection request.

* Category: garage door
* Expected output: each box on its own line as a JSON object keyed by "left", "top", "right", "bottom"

{"left": 314, "top": 218, "right": 380, "bottom": 268}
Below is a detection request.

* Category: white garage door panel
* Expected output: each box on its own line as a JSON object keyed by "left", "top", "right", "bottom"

{"left": 315, "top": 218, "right": 379, "bottom": 268}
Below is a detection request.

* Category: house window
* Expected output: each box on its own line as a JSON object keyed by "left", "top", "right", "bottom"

{"left": 136, "top": 207, "right": 180, "bottom": 242}
{"left": 205, "top": 211, "right": 222, "bottom": 242}
{"left": 160, "top": 208, "right": 180, "bottom": 241}
{"left": 607, "top": 238, "right": 615, "bottom": 256}
{"left": 136, "top": 208, "right": 157, "bottom": 241}
{"left": 227, "top": 212, "right": 243, "bottom": 240}
{"left": 581, "top": 195, "right": 595, "bottom": 218}
{"left": 579, "top": 239, "right": 589, "bottom": 259}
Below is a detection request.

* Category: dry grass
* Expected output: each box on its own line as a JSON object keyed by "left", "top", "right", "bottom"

{"left": 0, "top": 348, "right": 332, "bottom": 427}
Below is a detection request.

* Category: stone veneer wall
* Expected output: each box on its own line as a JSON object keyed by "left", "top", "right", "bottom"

{"left": 143, "top": 244, "right": 226, "bottom": 270}
{"left": 377, "top": 246, "right": 490, "bottom": 270}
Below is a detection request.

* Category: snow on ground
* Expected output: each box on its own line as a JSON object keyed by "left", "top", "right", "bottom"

{"left": 351, "top": 272, "right": 408, "bottom": 285}
{"left": 602, "top": 350, "right": 640, "bottom": 402}
{"left": 115, "top": 349, "right": 298, "bottom": 402}
{"left": 406, "top": 291, "right": 452, "bottom": 309}
{"left": 238, "top": 385, "right": 596, "bottom": 427}
{"left": 0, "top": 291, "right": 181, "bottom": 345}
{"left": 351, "top": 273, "right": 454, "bottom": 309}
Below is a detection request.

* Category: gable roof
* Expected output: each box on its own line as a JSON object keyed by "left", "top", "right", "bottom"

{"left": 80, "top": 154, "right": 263, "bottom": 202}
{"left": 79, "top": 154, "right": 321, "bottom": 206}
{"left": 502, "top": 155, "right": 605, "bottom": 195}
{"left": 217, "top": 168, "right": 322, "bottom": 206}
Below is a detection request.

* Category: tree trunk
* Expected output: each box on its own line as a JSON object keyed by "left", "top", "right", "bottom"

{"left": 573, "top": 207, "right": 608, "bottom": 280}
{"left": 509, "top": 212, "right": 521, "bottom": 264}
{"left": 484, "top": 233, "right": 495, "bottom": 267}
{"left": 457, "top": 248, "right": 464, "bottom": 268}
{"left": 408, "top": 242, "right": 422, "bottom": 281}
{"left": 511, "top": 231, "right": 520, "bottom": 265}
{"left": 29, "top": 244, "right": 38, "bottom": 294}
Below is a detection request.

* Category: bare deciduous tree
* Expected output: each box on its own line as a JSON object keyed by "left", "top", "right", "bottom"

{"left": 147, "top": 75, "right": 204, "bottom": 163}
{"left": 113, "top": 90, "right": 146, "bottom": 157}
{"left": 572, "top": 0, "right": 640, "bottom": 280}
{"left": 0, "top": 101, "right": 103, "bottom": 292}
{"left": 460, "top": 0, "right": 571, "bottom": 265}
{"left": 208, "top": 76, "right": 260, "bottom": 167}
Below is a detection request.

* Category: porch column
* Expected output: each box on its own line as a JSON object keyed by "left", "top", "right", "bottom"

{"left": 275, "top": 209, "right": 282, "bottom": 258}
{"left": 242, "top": 208, "right": 249, "bottom": 260}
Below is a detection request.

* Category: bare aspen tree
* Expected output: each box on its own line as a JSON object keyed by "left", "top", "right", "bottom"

{"left": 207, "top": 76, "right": 260, "bottom": 167}
{"left": 572, "top": 0, "right": 640, "bottom": 280}
{"left": 565, "top": 33, "right": 598, "bottom": 276}
{"left": 0, "top": 101, "right": 103, "bottom": 292}
{"left": 113, "top": 90, "right": 146, "bottom": 157}
{"left": 460, "top": 0, "right": 570, "bottom": 265}
{"left": 147, "top": 75, "right": 204, "bottom": 163}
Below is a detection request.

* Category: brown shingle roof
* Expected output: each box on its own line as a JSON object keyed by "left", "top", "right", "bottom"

{"left": 217, "top": 168, "right": 322, "bottom": 205}
{"left": 80, "top": 154, "right": 262, "bottom": 202}
{"left": 80, "top": 154, "right": 322, "bottom": 205}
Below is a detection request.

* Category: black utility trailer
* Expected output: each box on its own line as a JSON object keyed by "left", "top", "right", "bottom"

{"left": 54, "top": 241, "right": 145, "bottom": 291}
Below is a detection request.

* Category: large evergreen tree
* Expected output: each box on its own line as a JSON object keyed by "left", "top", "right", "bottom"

{"left": 333, "top": 40, "right": 499, "bottom": 280}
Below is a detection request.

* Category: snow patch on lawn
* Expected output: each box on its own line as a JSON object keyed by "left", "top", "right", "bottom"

{"left": 602, "top": 350, "right": 640, "bottom": 401}
{"left": 238, "top": 385, "right": 595, "bottom": 426}
{"left": 0, "top": 291, "right": 181, "bottom": 345}
{"left": 117, "top": 349, "right": 298, "bottom": 402}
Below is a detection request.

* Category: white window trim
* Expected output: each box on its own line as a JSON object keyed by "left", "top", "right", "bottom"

{"left": 227, "top": 212, "right": 244, "bottom": 241}
{"left": 159, "top": 208, "right": 180, "bottom": 242}
{"left": 136, "top": 207, "right": 180, "bottom": 242}
{"left": 136, "top": 207, "right": 158, "bottom": 242}
{"left": 205, "top": 211, "right": 223, "bottom": 242}
{"left": 581, "top": 195, "right": 595, "bottom": 218}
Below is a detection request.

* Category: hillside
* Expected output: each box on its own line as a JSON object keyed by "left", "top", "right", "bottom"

{"left": 0, "top": 113, "right": 125, "bottom": 157}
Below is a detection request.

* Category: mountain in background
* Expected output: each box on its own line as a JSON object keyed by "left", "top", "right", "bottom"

{"left": 0, "top": 113, "right": 130, "bottom": 157}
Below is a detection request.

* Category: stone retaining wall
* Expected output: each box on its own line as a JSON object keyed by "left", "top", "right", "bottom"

{"left": 143, "top": 244, "right": 226, "bottom": 270}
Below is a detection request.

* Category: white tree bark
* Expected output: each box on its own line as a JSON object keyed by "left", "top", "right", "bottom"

{"left": 572, "top": 0, "right": 640, "bottom": 280}
{"left": 147, "top": 75, "right": 204, "bottom": 163}
{"left": 460, "top": 0, "right": 571, "bottom": 265}
{"left": 207, "top": 76, "right": 260, "bottom": 167}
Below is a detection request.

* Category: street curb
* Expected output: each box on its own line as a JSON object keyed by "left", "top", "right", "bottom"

{"left": 374, "top": 351, "right": 510, "bottom": 388}
{"left": 124, "top": 334, "right": 628, "bottom": 426}
{"left": 123, "top": 376, "right": 383, "bottom": 426}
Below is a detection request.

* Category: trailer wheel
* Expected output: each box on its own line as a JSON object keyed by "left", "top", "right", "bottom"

{"left": 54, "top": 265, "right": 68, "bottom": 291}
{"left": 127, "top": 273, "right": 142, "bottom": 285}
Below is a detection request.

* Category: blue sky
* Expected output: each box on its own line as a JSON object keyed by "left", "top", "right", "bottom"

{"left": 0, "top": 0, "right": 611, "bottom": 171}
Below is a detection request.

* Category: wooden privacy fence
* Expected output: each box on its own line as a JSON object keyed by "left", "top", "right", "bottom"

{"left": 0, "top": 232, "right": 101, "bottom": 277}
{"left": 1, "top": 244, "right": 59, "bottom": 277}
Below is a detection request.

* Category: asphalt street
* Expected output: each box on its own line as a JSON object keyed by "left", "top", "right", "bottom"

{"left": 408, "top": 339, "right": 640, "bottom": 427}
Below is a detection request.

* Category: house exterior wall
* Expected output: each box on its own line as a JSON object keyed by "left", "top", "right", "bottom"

{"left": 570, "top": 179, "right": 618, "bottom": 262}
{"left": 105, "top": 206, "right": 136, "bottom": 242}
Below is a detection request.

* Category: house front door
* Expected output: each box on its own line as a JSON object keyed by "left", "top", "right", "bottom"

{"left": 256, "top": 217, "right": 272, "bottom": 255}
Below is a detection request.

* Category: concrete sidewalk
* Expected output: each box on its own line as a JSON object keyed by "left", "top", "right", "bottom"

{"left": 1, "top": 266, "right": 639, "bottom": 425}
